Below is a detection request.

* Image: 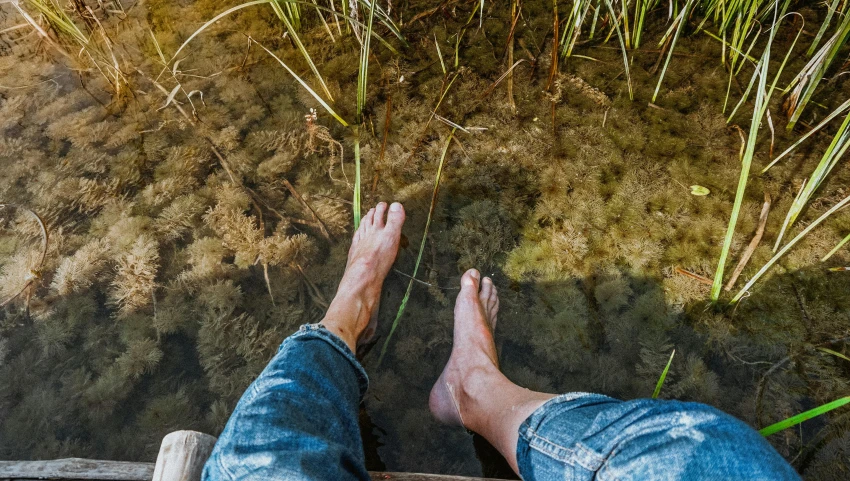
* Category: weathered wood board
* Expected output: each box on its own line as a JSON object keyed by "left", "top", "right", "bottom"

{"left": 0, "top": 459, "right": 504, "bottom": 481}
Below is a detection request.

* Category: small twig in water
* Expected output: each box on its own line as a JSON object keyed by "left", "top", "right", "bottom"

{"left": 725, "top": 192, "right": 772, "bottom": 291}
{"left": 674, "top": 266, "right": 713, "bottom": 286}
{"left": 282, "top": 179, "right": 333, "bottom": 241}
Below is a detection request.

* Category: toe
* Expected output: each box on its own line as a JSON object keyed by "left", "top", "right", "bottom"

{"left": 361, "top": 208, "right": 376, "bottom": 229}
{"left": 480, "top": 277, "right": 493, "bottom": 303}
{"left": 487, "top": 287, "right": 498, "bottom": 314}
{"left": 489, "top": 295, "right": 499, "bottom": 330}
{"left": 374, "top": 202, "right": 388, "bottom": 228}
{"left": 455, "top": 269, "right": 480, "bottom": 310}
{"left": 386, "top": 202, "right": 406, "bottom": 231}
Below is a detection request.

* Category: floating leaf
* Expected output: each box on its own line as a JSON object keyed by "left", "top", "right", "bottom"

{"left": 690, "top": 185, "right": 710, "bottom": 196}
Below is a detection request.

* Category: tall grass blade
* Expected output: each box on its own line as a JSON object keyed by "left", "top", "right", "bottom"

{"left": 379, "top": 129, "right": 456, "bottom": 364}
{"left": 172, "top": 0, "right": 270, "bottom": 60}
{"left": 358, "top": 0, "right": 406, "bottom": 45}
{"left": 772, "top": 110, "right": 850, "bottom": 249}
{"left": 254, "top": 41, "right": 348, "bottom": 126}
{"left": 434, "top": 34, "right": 446, "bottom": 74}
{"left": 732, "top": 194, "right": 850, "bottom": 303}
{"left": 818, "top": 347, "right": 850, "bottom": 363}
{"left": 759, "top": 396, "right": 850, "bottom": 436}
{"left": 603, "top": 0, "right": 633, "bottom": 100}
{"left": 808, "top": 0, "right": 841, "bottom": 55}
{"left": 711, "top": 52, "right": 769, "bottom": 300}
{"left": 353, "top": 132, "right": 362, "bottom": 228}
{"left": 711, "top": 5, "right": 793, "bottom": 300}
{"left": 822, "top": 232, "right": 850, "bottom": 262}
{"left": 270, "top": 0, "right": 334, "bottom": 101}
{"left": 761, "top": 98, "right": 850, "bottom": 174}
{"left": 652, "top": 0, "right": 696, "bottom": 102}
{"left": 652, "top": 350, "right": 675, "bottom": 399}
{"left": 787, "top": 13, "right": 850, "bottom": 129}
{"left": 479, "top": 0, "right": 485, "bottom": 28}
{"left": 352, "top": 0, "right": 376, "bottom": 229}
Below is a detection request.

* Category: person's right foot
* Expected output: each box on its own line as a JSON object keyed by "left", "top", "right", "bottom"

{"left": 429, "top": 269, "right": 501, "bottom": 427}
{"left": 320, "top": 202, "right": 405, "bottom": 352}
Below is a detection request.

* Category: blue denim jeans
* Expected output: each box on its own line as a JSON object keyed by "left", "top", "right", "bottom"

{"left": 203, "top": 325, "right": 799, "bottom": 480}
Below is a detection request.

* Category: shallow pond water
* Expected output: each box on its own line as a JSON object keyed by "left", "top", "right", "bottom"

{"left": 2, "top": 0, "right": 850, "bottom": 478}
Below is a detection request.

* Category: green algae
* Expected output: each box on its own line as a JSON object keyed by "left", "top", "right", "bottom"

{"left": 1, "top": 0, "right": 850, "bottom": 478}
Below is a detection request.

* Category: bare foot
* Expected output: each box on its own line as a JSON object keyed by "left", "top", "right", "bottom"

{"left": 429, "top": 269, "right": 501, "bottom": 426}
{"left": 321, "top": 202, "right": 405, "bottom": 352}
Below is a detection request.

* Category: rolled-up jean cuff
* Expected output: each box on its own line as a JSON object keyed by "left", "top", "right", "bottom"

{"left": 286, "top": 324, "right": 369, "bottom": 398}
{"left": 516, "top": 392, "right": 618, "bottom": 478}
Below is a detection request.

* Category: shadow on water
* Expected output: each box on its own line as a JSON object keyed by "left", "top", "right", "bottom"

{"left": 358, "top": 257, "right": 850, "bottom": 479}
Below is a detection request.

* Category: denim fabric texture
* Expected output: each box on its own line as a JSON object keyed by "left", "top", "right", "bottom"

{"left": 517, "top": 393, "right": 801, "bottom": 481}
{"left": 205, "top": 326, "right": 799, "bottom": 481}
{"left": 202, "top": 324, "right": 370, "bottom": 481}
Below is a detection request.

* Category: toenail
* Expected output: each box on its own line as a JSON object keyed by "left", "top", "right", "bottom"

{"left": 390, "top": 202, "right": 402, "bottom": 211}
{"left": 469, "top": 269, "right": 480, "bottom": 280}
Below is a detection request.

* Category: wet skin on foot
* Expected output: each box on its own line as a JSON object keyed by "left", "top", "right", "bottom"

{"left": 320, "top": 202, "right": 406, "bottom": 353}
{"left": 429, "top": 269, "right": 501, "bottom": 427}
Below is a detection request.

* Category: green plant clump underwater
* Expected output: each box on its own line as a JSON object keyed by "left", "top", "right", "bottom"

{"left": 4, "top": 0, "right": 850, "bottom": 478}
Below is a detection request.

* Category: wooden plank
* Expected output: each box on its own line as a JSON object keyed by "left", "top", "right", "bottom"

{"left": 152, "top": 431, "right": 216, "bottom": 481}
{"left": 369, "top": 473, "right": 503, "bottom": 481}
{"left": 0, "top": 459, "right": 154, "bottom": 480}
{"left": 0, "top": 459, "right": 502, "bottom": 481}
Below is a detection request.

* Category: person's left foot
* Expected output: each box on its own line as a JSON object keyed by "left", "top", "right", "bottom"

{"left": 320, "top": 202, "right": 406, "bottom": 352}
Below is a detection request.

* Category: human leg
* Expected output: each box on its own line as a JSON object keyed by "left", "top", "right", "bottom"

{"left": 429, "top": 268, "right": 556, "bottom": 473}
{"left": 203, "top": 202, "right": 405, "bottom": 481}
{"left": 430, "top": 269, "right": 800, "bottom": 480}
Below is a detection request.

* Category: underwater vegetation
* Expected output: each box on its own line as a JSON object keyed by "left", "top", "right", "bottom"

{"left": 2, "top": 0, "right": 850, "bottom": 478}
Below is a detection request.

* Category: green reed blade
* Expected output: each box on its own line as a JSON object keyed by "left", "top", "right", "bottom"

{"left": 479, "top": 0, "right": 485, "bottom": 28}
{"left": 434, "top": 34, "right": 446, "bottom": 74}
{"left": 773, "top": 110, "right": 850, "bottom": 249}
{"left": 358, "top": 0, "right": 406, "bottom": 46}
{"left": 788, "top": 13, "right": 850, "bottom": 129}
{"left": 23, "top": 0, "right": 89, "bottom": 46}
{"left": 172, "top": 0, "right": 270, "bottom": 61}
{"left": 352, "top": 0, "right": 376, "bottom": 229}
{"left": 652, "top": 0, "right": 696, "bottom": 102}
{"left": 379, "top": 129, "right": 456, "bottom": 365}
{"left": 732, "top": 194, "right": 850, "bottom": 303}
{"left": 822, "top": 232, "right": 850, "bottom": 262}
{"left": 760, "top": 396, "right": 850, "bottom": 437}
{"left": 817, "top": 347, "right": 850, "bottom": 363}
{"left": 310, "top": 0, "right": 335, "bottom": 42}
{"left": 808, "top": 0, "right": 841, "bottom": 55}
{"left": 353, "top": 130, "right": 362, "bottom": 228}
{"left": 762, "top": 98, "right": 850, "bottom": 174}
{"left": 254, "top": 41, "right": 348, "bottom": 126}
{"left": 712, "top": 52, "right": 768, "bottom": 301}
{"left": 652, "top": 350, "right": 675, "bottom": 399}
{"left": 712, "top": 5, "right": 795, "bottom": 301}
{"left": 603, "top": 0, "right": 632, "bottom": 100}
{"left": 270, "top": 0, "right": 334, "bottom": 101}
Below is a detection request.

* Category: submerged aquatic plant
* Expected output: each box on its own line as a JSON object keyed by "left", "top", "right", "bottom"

{"left": 173, "top": 0, "right": 401, "bottom": 228}
{"left": 379, "top": 128, "right": 456, "bottom": 364}
{"left": 710, "top": 3, "right": 795, "bottom": 301}
{"left": 14, "top": 0, "right": 127, "bottom": 94}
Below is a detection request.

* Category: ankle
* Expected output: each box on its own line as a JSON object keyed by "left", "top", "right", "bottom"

{"left": 456, "top": 365, "right": 507, "bottom": 431}
{"left": 321, "top": 294, "right": 374, "bottom": 351}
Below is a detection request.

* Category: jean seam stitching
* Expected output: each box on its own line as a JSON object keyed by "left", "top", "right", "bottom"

{"left": 526, "top": 431, "right": 575, "bottom": 464}
{"left": 215, "top": 453, "right": 236, "bottom": 481}
{"left": 574, "top": 442, "right": 606, "bottom": 471}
